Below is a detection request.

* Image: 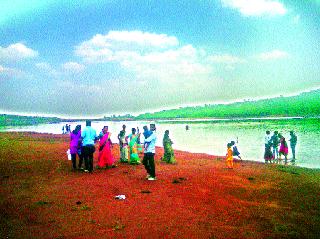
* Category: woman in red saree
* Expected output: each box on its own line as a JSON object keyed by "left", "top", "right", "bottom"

{"left": 98, "top": 126, "right": 115, "bottom": 168}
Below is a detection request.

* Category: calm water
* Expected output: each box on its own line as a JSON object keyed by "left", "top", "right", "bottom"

{"left": 2, "top": 118, "right": 320, "bottom": 168}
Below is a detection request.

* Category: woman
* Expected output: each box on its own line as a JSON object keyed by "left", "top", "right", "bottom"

{"left": 69, "top": 125, "right": 83, "bottom": 170}
{"left": 118, "top": 125, "right": 129, "bottom": 163}
{"left": 279, "top": 136, "right": 289, "bottom": 163}
{"left": 162, "top": 130, "right": 175, "bottom": 164}
{"left": 97, "top": 126, "right": 115, "bottom": 168}
{"left": 127, "top": 128, "right": 141, "bottom": 164}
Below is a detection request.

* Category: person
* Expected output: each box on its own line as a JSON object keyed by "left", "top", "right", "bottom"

{"left": 137, "top": 126, "right": 141, "bottom": 144}
{"left": 142, "top": 125, "right": 152, "bottom": 151}
{"left": 69, "top": 125, "right": 83, "bottom": 170}
{"left": 289, "top": 131, "right": 297, "bottom": 161}
{"left": 143, "top": 124, "right": 157, "bottom": 180}
{"left": 230, "top": 140, "right": 242, "bottom": 161}
{"left": 118, "top": 125, "right": 128, "bottom": 163}
{"left": 97, "top": 126, "right": 115, "bottom": 168}
{"left": 279, "top": 136, "right": 289, "bottom": 164}
{"left": 81, "top": 120, "right": 97, "bottom": 173}
{"left": 127, "top": 128, "right": 141, "bottom": 164}
{"left": 62, "top": 125, "right": 65, "bottom": 134}
{"left": 270, "top": 131, "right": 280, "bottom": 160}
{"left": 226, "top": 143, "right": 233, "bottom": 169}
{"left": 264, "top": 131, "right": 273, "bottom": 163}
{"left": 162, "top": 130, "right": 175, "bottom": 164}
{"left": 65, "top": 124, "right": 69, "bottom": 133}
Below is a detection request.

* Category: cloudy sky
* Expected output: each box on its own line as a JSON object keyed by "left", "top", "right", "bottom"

{"left": 0, "top": 0, "right": 319, "bottom": 118}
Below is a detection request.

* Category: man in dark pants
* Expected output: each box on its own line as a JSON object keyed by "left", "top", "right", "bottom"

{"left": 81, "top": 120, "right": 97, "bottom": 173}
{"left": 143, "top": 124, "right": 157, "bottom": 180}
{"left": 289, "top": 131, "right": 297, "bottom": 161}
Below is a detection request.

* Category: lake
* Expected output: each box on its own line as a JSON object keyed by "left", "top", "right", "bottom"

{"left": 2, "top": 118, "right": 320, "bottom": 168}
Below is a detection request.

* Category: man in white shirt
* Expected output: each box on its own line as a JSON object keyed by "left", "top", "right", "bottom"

{"left": 143, "top": 124, "right": 157, "bottom": 180}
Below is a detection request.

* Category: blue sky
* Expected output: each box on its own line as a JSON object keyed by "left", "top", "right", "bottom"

{"left": 0, "top": 0, "right": 319, "bottom": 117}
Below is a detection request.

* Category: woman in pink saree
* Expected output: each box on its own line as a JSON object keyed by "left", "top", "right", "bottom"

{"left": 97, "top": 126, "right": 116, "bottom": 168}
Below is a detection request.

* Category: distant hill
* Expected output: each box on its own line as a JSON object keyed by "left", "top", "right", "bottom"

{"left": 136, "top": 89, "right": 320, "bottom": 120}
{"left": 0, "top": 114, "right": 61, "bottom": 127}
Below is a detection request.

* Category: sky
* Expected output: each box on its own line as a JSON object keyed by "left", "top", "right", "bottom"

{"left": 0, "top": 0, "right": 319, "bottom": 118}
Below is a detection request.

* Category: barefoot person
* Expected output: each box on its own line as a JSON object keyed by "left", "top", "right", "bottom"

{"left": 289, "top": 131, "right": 297, "bottom": 161}
{"left": 81, "top": 120, "right": 97, "bottom": 173}
{"left": 279, "top": 136, "right": 289, "bottom": 164}
{"left": 143, "top": 124, "right": 157, "bottom": 180}
{"left": 271, "top": 131, "right": 280, "bottom": 160}
{"left": 230, "top": 140, "right": 242, "bottom": 161}
{"left": 162, "top": 130, "right": 175, "bottom": 164}
{"left": 69, "top": 125, "right": 83, "bottom": 170}
{"left": 97, "top": 126, "right": 115, "bottom": 168}
{"left": 264, "top": 131, "right": 273, "bottom": 163}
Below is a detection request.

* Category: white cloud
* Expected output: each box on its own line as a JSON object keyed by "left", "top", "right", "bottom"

{"left": 75, "top": 30, "right": 179, "bottom": 63}
{"left": 36, "top": 62, "right": 52, "bottom": 71}
{"left": 0, "top": 43, "right": 38, "bottom": 61}
{"left": 257, "top": 50, "right": 289, "bottom": 60}
{"left": 208, "top": 54, "right": 246, "bottom": 64}
{"left": 75, "top": 30, "right": 213, "bottom": 80}
{"left": 62, "top": 62, "right": 85, "bottom": 73}
{"left": 221, "top": 0, "right": 287, "bottom": 16}
{"left": 0, "top": 64, "right": 25, "bottom": 77}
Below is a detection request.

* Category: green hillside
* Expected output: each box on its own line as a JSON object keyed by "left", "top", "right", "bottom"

{"left": 0, "top": 115, "right": 61, "bottom": 128}
{"left": 136, "top": 89, "right": 320, "bottom": 119}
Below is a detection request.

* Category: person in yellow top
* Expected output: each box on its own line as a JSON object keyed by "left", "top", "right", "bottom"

{"left": 226, "top": 143, "right": 234, "bottom": 169}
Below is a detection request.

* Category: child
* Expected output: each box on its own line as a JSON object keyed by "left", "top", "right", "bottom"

{"left": 279, "top": 136, "right": 289, "bottom": 164}
{"left": 226, "top": 143, "right": 234, "bottom": 169}
{"left": 230, "top": 140, "right": 242, "bottom": 161}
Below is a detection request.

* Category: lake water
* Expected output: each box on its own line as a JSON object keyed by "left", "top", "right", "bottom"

{"left": 2, "top": 118, "right": 320, "bottom": 169}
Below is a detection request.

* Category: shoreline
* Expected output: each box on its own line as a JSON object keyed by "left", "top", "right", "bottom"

{"left": 1, "top": 131, "right": 317, "bottom": 170}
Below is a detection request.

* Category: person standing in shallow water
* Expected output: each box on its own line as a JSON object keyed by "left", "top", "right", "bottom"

{"left": 271, "top": 131, "right": 280, "bottom": 160}
{"left": 279, "top": 136, "right": 289, "bottom": 164}
{"left": 143, "top": 124, "right": 157, "bottom": 180}
{"left": 289, "top": 131, "right": 297, "bottom": 161}
{"left": 162, "top": 130, "right": 175, "bottom": 164}
{"left": 69, "top": 125, "right": 83, "bottom": 170}
{"left": 264, "top": 131, "right": 273, "bottom": 163}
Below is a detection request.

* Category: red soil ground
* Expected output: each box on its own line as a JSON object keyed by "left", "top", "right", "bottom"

{"left": 0, "top": 132, "right": 320, "bottom": 239}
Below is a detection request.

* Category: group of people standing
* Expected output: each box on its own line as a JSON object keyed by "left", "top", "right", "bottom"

{"left": 69, "top": 121, "right": 175, "bottom": 181}
{"left": 264, "top": 130, "right": 297, "bottom": 164}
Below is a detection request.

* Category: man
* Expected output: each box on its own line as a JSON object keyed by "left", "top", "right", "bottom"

{"left": 143, "top": 124, "right": 157, "bottom": 181}
{"left": 264, "top": 131, "right": 273, "bottom": 163}
{"left": 118, "top": 125, "right": 128, "bottom": 163}
{"left": 289, "top": 131, "right": 298, "bottom": 161}
{"left": 270, "top": 131, "right": 280, "bottom": 160}
{"left": 81, "top": 120, "right": 97, "bottom": 173}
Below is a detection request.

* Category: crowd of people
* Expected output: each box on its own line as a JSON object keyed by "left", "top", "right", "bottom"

{"left": 225, "top": 130, "right": 298, "bottom": 169}
{"left": 264, "top": 130, "right": 297, "bottom": 164}
{"left": 68, "top": 121, "right": 298, "bottom": 175}
{"left": 68, "top": 121, "right": 175, "bottom": 181}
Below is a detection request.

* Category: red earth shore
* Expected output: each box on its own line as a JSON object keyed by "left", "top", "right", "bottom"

{"left": 1, "top": 132, "right": 320, "bottom": 239}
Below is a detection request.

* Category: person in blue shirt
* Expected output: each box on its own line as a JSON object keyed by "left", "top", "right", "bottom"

{"left": 143, "top": 124, "right": 157, "bottom": 180}
{"left": 81, "top": 120, "right": 97, "bottom": 173}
